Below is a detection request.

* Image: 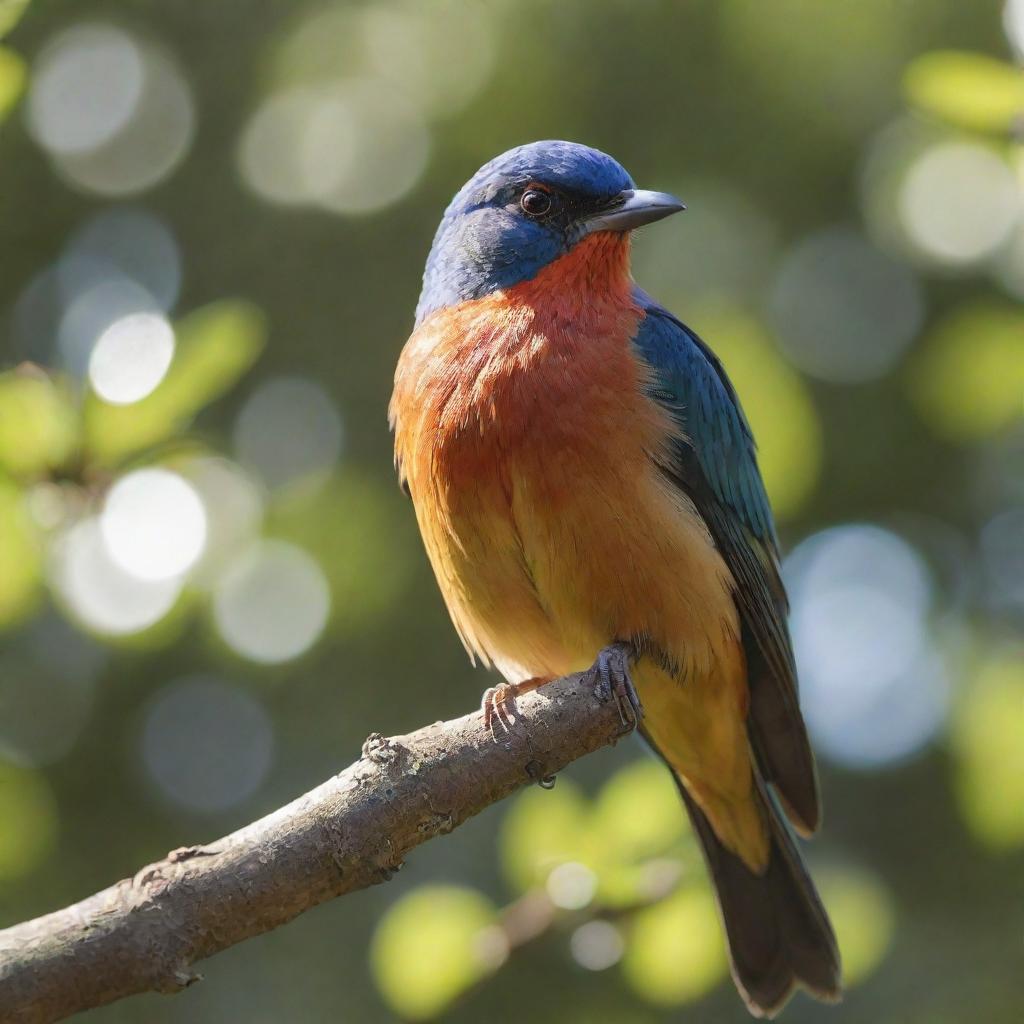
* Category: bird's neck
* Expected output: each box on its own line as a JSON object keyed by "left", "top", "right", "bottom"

{"left": 504, "top": 233, "right": 634, "bottom": 322}
{"left": 407, "top": 233, "right": 638, "bottom": 374}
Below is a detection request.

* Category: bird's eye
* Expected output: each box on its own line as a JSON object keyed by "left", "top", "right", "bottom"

{"left": 520, "top": 188, "right": 552, "bottom": 217}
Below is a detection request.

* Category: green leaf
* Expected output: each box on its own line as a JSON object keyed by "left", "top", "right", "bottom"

{"left": 909, "top": 301, "right": 1024, "bottom": 442}
{"left": 0, "top": 478, "right": 42, "bottom": 629}
{"left": 498, "top": 778, "right": 592, "bottom": 893}
{"left": 0, "top": 44, "right": 24, "bottom": 120}
{"left": 370, "top": 885, "right": 500, "bottom": 1020}
{"left": 590, "top": 758, "right": 695, "bottom": 907}
{"left": 818, "top": 867, "right": 894, "bottom": 986}
{"left": 85, "top": 300, "right": 266, "bottom": 465}
{"left": 0, "top": 758, "right": 58, "bottom": 879}
{"left": 0, "top": 371, "right": 78, "bottom": 478}
{"left": 591, "top": 758, "right": 687, "bottom": 864}
{"left": 621, "top": 885, "right": 727, "bottom": 1006}
{"left": 951, "top": 657, "right": 1024, "bottom": 850}
{"left": 0, "top": 0, "right": 30, "bottom": 41}
{"left": 905, "top": 51, "right": 1024, "bottom": 134}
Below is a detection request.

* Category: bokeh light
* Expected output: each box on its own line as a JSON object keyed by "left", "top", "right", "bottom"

{"left": 980, "top": 508, "right": 1024, "bottom": 615}
{"left": 371, "top": 885, "right": 499, "bottom": 1021}
{"left": 235, "top": 88, "right": 325, "bottom": 208}
{"left": 546, "top": 862, "right": 598, "bottom": 911}
{"left": 302, "top": 80, "right": 430, "bottom": 215}
{"left": 819, "top": 866, "right": 895, "bottom": 986}
{"left": 590, "top": 758, "right": 685, "bottom": 864}
{"left": 500, "top": 780, "right": 592, "bottom": 894}
{"left": 213, "top": 539, "right": 330, "bottom": 663}
{"left": 27, "top": 24, "right": 143, "bottom": 156}
{"left": 58, "top": 275, "right": 161, "bottom": 378}
{"left": 234, "top": 0, "right": 499, "bottom": 216}
{"left": 233, "top": 376, "right": 343, "bottom": 491}
{"left": 100, "top": 468, "right": 207, "bottom": 581}
{"left": 27, "top": 23, "right": 194, "bottom": 197}
{"left": 237, "top": 81, "right": 428, "bottom": 215}
{"left": 183, "top": 456, "right": 264, "bottom": 581}
{"left": 786, "top": 523, "right": 950, "bottom": 768}
{"left": 897, "top": 142, "right": 1020, "bottom": 267}
{"left": 88, "top": 311, "right": 174, "bottom": 404}
{"left": 51, "top": 517, "right": 183, "bottom": 635}
{"left": 621, "top": 886, "right": 726, "bottom": 1006}
{"left": 1005, "top": 0, "right": 1024, "bottom": 59}
{"left": 909, "top": 301, "right": 1024, "bottom": 442}
{"left": 17, "top": 214, "right": 183, "bottom": 372}
{"left": 59, "top": 206, "right": 181, "bottom": 312}
{"left": 141, "top": 676, "right": 274, "bottom": 813}
{"left": 570, "top": 921, "right": 625, "bottom": 972}
{"left": 276, "top": 0, "right": 496, "bottom": 119}
{"left": 360, "top": 1, "right": 495, "bottom": 117}
{"left": 951, "top": 655, "right": 1024, "bottom": 849}
{"left": 769, "top": 227, "right": 923, "bottom": 383}
{"left": 904, "top": 50, "right": 1024, "bottom": 135}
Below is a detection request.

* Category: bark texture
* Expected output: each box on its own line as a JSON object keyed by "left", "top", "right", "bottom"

{"left": 0, "top": 670, "right": 634, "bottom": 1023}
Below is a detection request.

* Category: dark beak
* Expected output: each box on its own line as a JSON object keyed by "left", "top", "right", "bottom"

{"left": 581, "top": 189, "right": 685, "bottom": 235}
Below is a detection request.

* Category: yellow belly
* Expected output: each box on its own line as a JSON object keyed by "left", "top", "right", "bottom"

{"left": 419, "top": 442, "right": 764, "bottom": 864}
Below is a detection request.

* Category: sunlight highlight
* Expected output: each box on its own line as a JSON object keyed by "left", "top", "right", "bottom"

{"left": 88, "top": 311, "right": 174, "bottom": 405}
{"left": 100, "top": 468, "right": 206, "bottom": 582}
{"left": 213, "top": 540, "right": 330, "bottom": 663}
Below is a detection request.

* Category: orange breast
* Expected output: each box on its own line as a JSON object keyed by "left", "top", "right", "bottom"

{"left": 391, "top": 233, "right": 740, "bottom": 681}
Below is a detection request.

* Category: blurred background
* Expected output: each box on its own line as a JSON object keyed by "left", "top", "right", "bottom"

{"left": 0, "top": 1, "right": 1022, "bottom": 1021}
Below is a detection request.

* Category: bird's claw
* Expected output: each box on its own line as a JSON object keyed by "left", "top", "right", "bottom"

{"left": 588, "top": 642, "right": 643, "bottom": 733}
{"left": 481, "top": 683, "right": 517, "bottom": 740}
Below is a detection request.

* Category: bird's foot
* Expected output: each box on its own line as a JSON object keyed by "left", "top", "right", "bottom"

{"left": 587, "top": 642, "right": 643, "bottom": 732}
{"left": 481, "top": 676, "right": 554, "bottom": 741}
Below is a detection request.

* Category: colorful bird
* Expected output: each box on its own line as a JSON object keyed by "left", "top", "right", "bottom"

{"left": 390, "top": 141, "right": 841, "bottom": 1017}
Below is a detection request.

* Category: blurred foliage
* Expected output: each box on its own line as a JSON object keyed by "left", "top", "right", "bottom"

{"left": 0, "top": 0, "right": 29, "bottom": 40}
{"left": 376, "top": 754, "right": 898, "bottom": 1019}
{"left": 621, "top": 886, "right": 727, "bottom": 1006}
{"left": 0, "top": 478, "right": 41, "bottom": 626}
{"left": 950, "top": 655, "right": 1024, "bottom": 849}
{"left": 0, "top": 759, "right": 58, "bottom": 879}
{"left": 0, "top": 43, "right": 23, "bottom": 119}
{"left": 904, "top": 51, "right": 1024, "bottom": 134}
{"left": 84, "top": 299, "right": 266, "bottom": 465}
{"left": 909, "top": 301, "right": 1024, "bottom": 441}
{"left": 0, "top": 369, "right": 77, "bottom": 477}
{"left": 371, "top": 885, "right": 500, "bottom": 1021}
{"left": 0, "top": 1, "right": 1021, "bottom": 1023}
{"left": 817, "top": 868, "right": 895, "bottom": 987}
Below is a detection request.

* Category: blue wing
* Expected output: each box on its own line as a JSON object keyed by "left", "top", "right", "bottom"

{"left": 631, "top": 290, "right": 819, "bottom": 834}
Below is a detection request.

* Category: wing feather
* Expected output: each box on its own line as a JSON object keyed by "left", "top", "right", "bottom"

{"left": 631, "top": 291, "right": 820, "bottom": 834}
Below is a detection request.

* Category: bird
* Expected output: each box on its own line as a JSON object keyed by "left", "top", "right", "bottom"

{"left": 390, "top": 140, "right": 841, "bottom": 1017}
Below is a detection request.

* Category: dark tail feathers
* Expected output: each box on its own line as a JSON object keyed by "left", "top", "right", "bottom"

{"left": 679, "top": 778, "right": 842, "bottom": 1018}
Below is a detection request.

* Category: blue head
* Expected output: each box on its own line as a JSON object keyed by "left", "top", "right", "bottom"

{"left": 416, "top": 141, "right": 683, "bottom": 323}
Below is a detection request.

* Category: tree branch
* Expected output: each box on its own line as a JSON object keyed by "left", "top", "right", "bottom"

{"left": 0, "top": 669, "right": 636, "bottom": 1024}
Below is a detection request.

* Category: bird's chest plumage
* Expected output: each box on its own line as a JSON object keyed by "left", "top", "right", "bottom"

{"left": 391, "top": 237, "right": 736, "bottom": 682}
